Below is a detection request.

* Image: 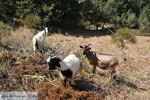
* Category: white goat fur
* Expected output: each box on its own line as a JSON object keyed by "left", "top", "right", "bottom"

{"left": 47, "top": 54, "right": 80, "bottom": 87}
{"left": 32, "top": 27, "right": 48, "bottom": 53}
{"left": 47, "top": 54, "right": 80, "bottom": 78}
{"left": 60, "top": 54, "right": 80, "bottom": 78}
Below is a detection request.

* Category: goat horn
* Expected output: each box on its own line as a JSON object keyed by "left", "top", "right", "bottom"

{"left": 87, "top": 44, "right": 92, "bottom": 46}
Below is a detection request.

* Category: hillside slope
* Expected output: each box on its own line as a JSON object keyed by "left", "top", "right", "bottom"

{"left": 0, "top": 33, "right": 150, "bottom": 100}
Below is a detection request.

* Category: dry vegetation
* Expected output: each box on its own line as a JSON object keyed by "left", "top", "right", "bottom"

{"left": 0, "top": 27, "right": 150, "bottom": 100}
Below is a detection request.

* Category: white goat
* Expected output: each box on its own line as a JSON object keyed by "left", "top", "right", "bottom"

{"left": 32, "top": 27, "right": 48, "bottom": 53}
{"left": 47, "top": 54, "right": 80, "bottom": 87}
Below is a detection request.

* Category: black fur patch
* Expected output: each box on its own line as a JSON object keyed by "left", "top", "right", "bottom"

{"left": 61, "top": 69, "right": 73, "bottom": 78}
{"left": 48, "top": 57, "right": 61, "bottom": 70}
{"left": 35, "top": 40, "right": 39, "bottom": 49}
{"left": 100, "top": 66, "right": 107, "bottom": 69}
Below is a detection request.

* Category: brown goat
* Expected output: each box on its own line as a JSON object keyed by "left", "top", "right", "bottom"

{"left": 80, "top": 44, "right": 119, "bottom": 79}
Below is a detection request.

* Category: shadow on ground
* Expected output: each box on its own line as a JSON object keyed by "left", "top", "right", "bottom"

{"left": 52, "top": 27, "right": 116, "bottom": 38}
{"left": 114, "top": 76, "right": 147, "bottom": 91}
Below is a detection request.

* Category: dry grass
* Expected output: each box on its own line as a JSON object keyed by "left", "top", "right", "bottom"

{"left": 38, "top": 83, "right": 102, "bottom": 100}
{"left": 0, "top": 52, "right": 102, "bottom": 99}
{"left": 0, "top": 28, "right": 150, "bottom": 100}
{"left": 47, "top": 33, "right": 150, "bottom": 100}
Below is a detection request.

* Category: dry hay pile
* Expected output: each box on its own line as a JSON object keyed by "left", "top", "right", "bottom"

{"left": 0, "top": 52, "right": 17, "bottom": 66}
{"left": 0, "top": 52, "right": 52, "bottom": 91}
{"left": 38, "top": 82, "right": 102, "bottom": 100}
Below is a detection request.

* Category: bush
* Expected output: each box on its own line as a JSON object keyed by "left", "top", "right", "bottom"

{"left": 1, "top": 27, "right": 33, "bottom": 54}
{"left": 111, "top": 28, "right": 136, "bottom": 60}
{"left": 0, "top": 22, "right": 5, "bottom": 29}
{"left": 126, "top": 12, "right": 138, "bottom": 29}
{"left": 23, "top": 14, "right": 41, "bottom": 29}
{"left": 0, "top": 21, "right": 12, "bottom": 43}
{"left": 0, "top": 21, "right": 12, "bottom": 31}
{"left": 139, "top": 25, "right": 150, "bottom": 36}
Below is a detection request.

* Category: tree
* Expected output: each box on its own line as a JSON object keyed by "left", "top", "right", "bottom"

{"left": 0, "top": 0, "right": 16, "bottom": 23}
{"left": 140, "top": 6, "right": 150, "bottom": 26}
{"left": 105, "top": 0, "right": 139, "bottom": 28}
{"left": 80, "top": 0, "right": 108, "bottom": 30}
{"left": 111, "top": 28, "right": 136, "bottom": 61}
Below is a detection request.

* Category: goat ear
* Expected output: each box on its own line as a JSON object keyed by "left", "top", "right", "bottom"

{"left": 79, "top": 46, "right": 83, "bottom": 48}
{"left": 46, "top": 57, "right": 51, "bottom": 63}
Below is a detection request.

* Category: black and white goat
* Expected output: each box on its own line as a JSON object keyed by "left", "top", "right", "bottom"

{"left": 32, "top": 27, "right": 48, "bottom": 54}
{"left": 47, "top": 54, "right": 80, "bottom": 87}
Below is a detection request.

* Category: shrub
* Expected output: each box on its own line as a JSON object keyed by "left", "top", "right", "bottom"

{"left": 0, "top": 21, "right": 12, "bottom": 44}
{"left": 12, "top": 18, "right": 24, "bottom": 28}
{"left": 139, "top": 25, "right": 150, "bottom": 36}
{"left": 23, "top": 14, "right": 41, "bottom": 29}
{"left": 126, "top": 12, "right": 138, "bottom": 29}
{"left": 0, "top": 22, "right": 5, "bottom": 29}
{"left": 0, "top": 21, "right": 12, "bottom": 31}
{"left": 111, "top": 28, "right": 136, "bottom": 60}
{"left": 1, "top": 27, "right": 34, "bottom": 54}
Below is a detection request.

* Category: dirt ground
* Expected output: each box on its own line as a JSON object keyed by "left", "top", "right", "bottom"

{"left": 0, "top": 33, "right": 150, "bottom": 100}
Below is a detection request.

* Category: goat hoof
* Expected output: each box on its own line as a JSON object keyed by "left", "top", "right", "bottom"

{"left": 113, "top": 75, "right": 117, "bottom": 79}
{"left": 92, "top": 70, "right": 96, "bottom": 73}
{"left": 124, "top": 58, "right": 127, "bottom": 61}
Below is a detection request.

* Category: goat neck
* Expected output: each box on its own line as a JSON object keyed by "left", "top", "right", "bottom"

{"left": 84, "top": 50, "right": 99, "bottom": 64}
{"left": 84, "top": 50, "right": 93, "bottom": 58}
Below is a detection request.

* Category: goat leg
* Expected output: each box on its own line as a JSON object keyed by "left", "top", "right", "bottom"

{"left": 63, "top": 78, "right": 67, "bottom": 88}
{"left": 92, "top": 66, "right": 97, "bottom": 73}
{"left": 109, "top": 67, "right": 116, "bottom": 80}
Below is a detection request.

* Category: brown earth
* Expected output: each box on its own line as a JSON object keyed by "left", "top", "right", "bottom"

{"left": 0, "top": 33, "right": 150, "bottom": 100}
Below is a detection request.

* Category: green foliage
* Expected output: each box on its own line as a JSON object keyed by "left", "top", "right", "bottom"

{"left": 111, "top": 28, "right": 136, "bottom": 60}
{"left": 23, "top": 14, "right": 41, "bottom": 28}
{"left": 0, "top": 0, "right": 16, "bottom": 22}
{"left": 43, "top": 0, "right": 81, "bottom": 28}
{"left": 105, "top": 0, "right": 140, "bottom": 28}
{"left": 111, "top": 28, "right": 136, "bottom": 50}
{"left": 0, "top": 22, "right": 5, "bottom": 29}
{"left": 140, "top": 6, "right": 150, "bottom": 26}
{"left": 81, "top": 0, "right": 108, "bottom": 30}
{"left": 0, "top": 0, "right": 149, "bottom": 30}
{"left": 0, "top": 21, "right": 12, "bottom": 32}
{"left": 140, "top": 25, "right": 150, "bottom": 36}
{"left": 126, "top": 12, "right": 138, "bottom": 28}
{"left": 16, "top": 0, "right": 35, "bottom": 17}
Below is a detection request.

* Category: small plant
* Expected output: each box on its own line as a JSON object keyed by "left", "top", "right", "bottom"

{"left": 139, "top": 25, "right": 150, "bottom": 36}
{"left": 111, "top": 28, "right": 136, "bottom": 61}
{"left": 0, "top": 21, "right": 5, "bottom": 29}
{"left": 23, "top": 14, "right": 41, "bottom": 29}
{"left": 0, "top": 21, "right": 12, "bottom": 44}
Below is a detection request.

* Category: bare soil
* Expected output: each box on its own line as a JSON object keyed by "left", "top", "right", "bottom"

{"left": 0, "top": 33, "right": 150, "bottom": 100}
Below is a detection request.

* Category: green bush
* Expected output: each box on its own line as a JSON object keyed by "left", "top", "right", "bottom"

{"left": 111, "top": 28, "right": 136, "bottom": 45}
{"left": 23, "top": 14, "right": 41, "bottom": 28}
{"left": 139, "top": 25, "right": 150, "bottom": 36}
{"left": 126, "top": 12, "right": 138, "bottom": 29}
{"left": 0, "top": 22, "right": 5, "bottom": 29}
{"left": 111, "top": 28, "right": 136, "bottom": 60}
